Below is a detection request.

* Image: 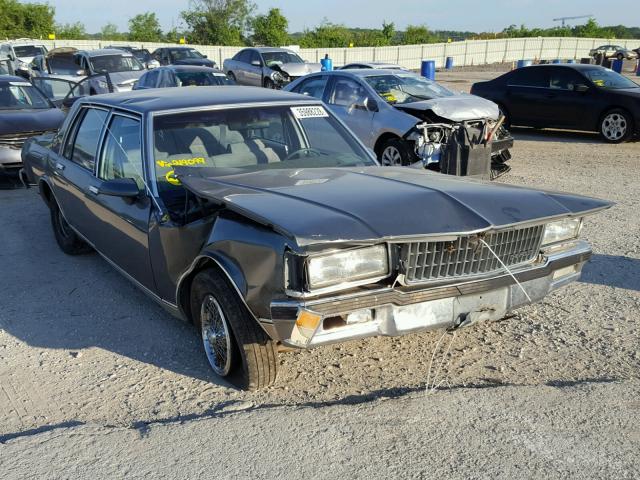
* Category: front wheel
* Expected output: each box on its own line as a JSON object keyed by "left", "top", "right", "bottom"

{"left": 263, "top": 77, "right": 275, "bottom": 89}
{"left": 600, "top": 109, "right": 632, "bottom": 143}
{"left": 616, "top": 53, "right": 624, "bottom": 61}
{"left": 190, "top": 268, "right": 278, "bottom": 390}
{"left": 377, "top": 138, "right": 417, "bottom": 166}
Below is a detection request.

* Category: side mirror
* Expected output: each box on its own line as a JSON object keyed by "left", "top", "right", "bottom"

{"left": 97, "top": 178, "right": 141, "bottom": 198}
{"left": 203, "top": 54, "right": 208, "bottom": 59}
{"left": 76, "top": 69, "right": 87, "bottom": 76}
{"left": 575, "top": 84, "right": 589, "bottom": 93}
{"left": 31, "top": 64, "right": 41, "bottom": 71}
{"left": 251, "top": 60, "right": 262, "bottom": 67}
{"left": 349, "top": 96, "right": 378, "bottom": 113}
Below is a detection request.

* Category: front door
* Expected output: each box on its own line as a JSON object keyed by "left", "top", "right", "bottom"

{"left": 325, "top": 75, "right": 376, "bottom": 146}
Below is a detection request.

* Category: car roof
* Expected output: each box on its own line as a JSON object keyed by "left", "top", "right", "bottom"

{"left": 0, "top": 75, "right": 32, "bottom": 85}
{"left": 517, "top": 64, "right": 610, "bottom": 71}
{"left": 82, "top": 85, "right": 321, "bottom": 114}
{"left": 313, "top": 68, "right": 416, "bottom": 78}
{"left": 81, "top": 48, "right": 135, "bottom": 57}
{"left": 252, "top": 47, "right": 297, "bottom": 53}
{"left": 161, "top": 65, "right": 223, "bottom": 73}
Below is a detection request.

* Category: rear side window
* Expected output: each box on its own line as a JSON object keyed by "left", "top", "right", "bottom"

{"left": 293, "top": 76, "right": 328, "bottom": 99}
{"left": 506, "top": 68, "right": 548, "bottom": 88}
{"left": 65, "top": 108, "right": 108, "bottom": 170}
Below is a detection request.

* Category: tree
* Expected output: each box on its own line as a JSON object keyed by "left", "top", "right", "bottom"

{"left": 129, "top": 12, "right": 164, "bottom": 42}
{"left": 251, "top": 8, "right": 288, "bottom": 46}
{"left": 55, "top": 22, "right": 88, "bottom": 40}
{"left": 402, "top": 25, "right": 437, "bottom": 45}
{"left": 299, "top": 22, "right": 352, "bottom": 48}
{"left": 181, "top": 0, "right": 256, "bottom": 46}
{"left": 382, "top": 21, "right": 395, "bottom": 43}
{"left": 0, "top": 0, "right": 55, "bottom": 39}
{"left": 100, "top": 22, "right": 124, "bottom": 40}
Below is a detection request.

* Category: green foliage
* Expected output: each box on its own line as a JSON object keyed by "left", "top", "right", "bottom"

{"left": 55, "top": 22, "right": 88, "bottom": 40}
{"left": 0, "top": 0, "right": 55, "bottom": 38}
{"left": 402, "top": 25, "right": 438, "bottom": 45}
{"left": 495, "top": 19, "right": 617, "bottom": 40}
{"left": 251, "top": 8, "right": 289, "bottom": 46}
{"left": 299, "top": 21, "right": 352, "bottom": 48}
{"left": 181, "top": 0, "right": 255, "bottom": 46}
{"left": 128, "top": 12, "right": 163, "bottom": 42}
{"left": 100, "top": 22, "right": 125, "bottom": 41}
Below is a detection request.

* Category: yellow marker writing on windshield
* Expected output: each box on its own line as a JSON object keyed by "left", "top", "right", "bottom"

{"left": 156, "top": 157, "right": 206, "bottom": 168}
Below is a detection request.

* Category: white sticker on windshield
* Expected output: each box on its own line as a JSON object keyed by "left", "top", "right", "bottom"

{"left": 290, "top": 105, "right": 329, "bottom": 119}
{"left": 9, "top": 82, "right": 31, "bottom": 87}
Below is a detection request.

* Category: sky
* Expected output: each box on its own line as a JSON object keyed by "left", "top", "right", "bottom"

{"left": 50, "top": 0, "right": 640, "bottom": 34}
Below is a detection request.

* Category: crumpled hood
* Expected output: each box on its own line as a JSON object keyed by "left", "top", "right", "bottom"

{"left": 179, "top": 166, "right": 611, "bottom": 248}
{"left": 396, "top": 95, "right": 500, "bottom": 121}
{"left": 174, "top": 58, "right": 215, "bottom": 68}
{"left": 275, "top": 62, "right": 322, "bottom": 77}
{"left": 0, "top": 107, "right": 65, "bottom": 135}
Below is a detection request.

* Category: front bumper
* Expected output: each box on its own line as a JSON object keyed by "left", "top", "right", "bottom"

{"left": 263, "top": 241, "right": 591, "bottom": 348}
{"left": 0, "top": 146, "right": 22, "bottom": 172}
{"left": 491, "top": 135, "right": 514, "bottom": 154}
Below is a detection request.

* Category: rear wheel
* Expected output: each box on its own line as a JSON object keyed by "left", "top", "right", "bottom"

{"left": 49, "top": 201, "right": 92, "bottom": 255}
{"left": 190, "top": 268, "right": 278, "bottom": 390}
{"left": 377, "top": 138, "right": 416, "bottom": 166}
{"left": 227, "top": 71, "right": 236, "bottom": 83}
{"left": 600, "top": 109, "right": 632, "bottom": 143}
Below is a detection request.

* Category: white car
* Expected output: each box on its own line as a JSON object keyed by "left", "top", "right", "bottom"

{"left": 0, "top": 40, "right": 48, "bottom": 78}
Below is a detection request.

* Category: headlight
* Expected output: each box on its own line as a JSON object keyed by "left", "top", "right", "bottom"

{"left": 542, "top": 218, "right": 582, "bottom": 246}
{"left": 307, "top": 245, "right": 389, "bottom": 290}
{"left": 272, "top": 71, "right": 286, "bottom": 83}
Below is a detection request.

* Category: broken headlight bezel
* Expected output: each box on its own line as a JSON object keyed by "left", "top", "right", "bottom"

{"left": 305, "top": 245, "right": 390, "bottom": 292}
{"left": 541, "top": 217, "right": 583, "bottom": 246}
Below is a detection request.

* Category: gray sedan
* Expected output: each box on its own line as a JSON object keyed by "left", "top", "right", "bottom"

{"left": 285, "top": 69, "right": 513, "bottom": 177}
{"left": 223, "top": 47, "right": 321, "bottom": 88}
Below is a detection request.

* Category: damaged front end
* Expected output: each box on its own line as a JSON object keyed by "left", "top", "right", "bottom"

{"left": 405, "top": 116, "right": 512, "bottom": 180}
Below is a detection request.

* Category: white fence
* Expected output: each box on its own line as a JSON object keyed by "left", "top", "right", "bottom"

{"left": 38, "top": 36, "right": 639, "bottom": 69}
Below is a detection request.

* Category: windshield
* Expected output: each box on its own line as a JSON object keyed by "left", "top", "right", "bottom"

{"left": 171, "top": 49, "right": 204, "bottom": 60}
{"left": 0, "top": 82, "right": 51, "bottom": 110}
{"left": 153, "top": 104, "right": 373, "bottom": 196}
{"left": 175, "top": 71, "right": 234, "bottom": 86}
{"left": 13, "top": 45, "right": 46, "bottom": 58}
{"left": 46, "top": 54, "right": 80, "bottom": 75}
{"left": 364, "top": 74, "right": 455, "bottom": 104}
{"left": 262, "top": 51, "right": 304, "bottom": 67}
{"left": 583, "top": 68, "right": 638, "bottom": 89}
{"left": 90, "top": 55, "right": 144, "bottom": 73}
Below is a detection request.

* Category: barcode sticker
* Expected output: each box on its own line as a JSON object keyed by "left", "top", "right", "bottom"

{"left": 290, "top": 105, "right": 329, "bottom": 119}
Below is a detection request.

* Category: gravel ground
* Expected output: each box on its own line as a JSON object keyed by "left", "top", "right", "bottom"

{"left": 1, "top": 71, "right": 639, "bottom": 477}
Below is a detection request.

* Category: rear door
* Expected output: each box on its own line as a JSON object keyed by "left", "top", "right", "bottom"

{"left": 505, "top": 67, "right": 550, "bottom": 126}
{"left": 49, "top": 106, "right": 109, "bottom": 239}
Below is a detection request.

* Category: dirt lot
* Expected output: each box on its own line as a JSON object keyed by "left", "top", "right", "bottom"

{"left": 1, "top": 71, "right": 639, "bottom": 478}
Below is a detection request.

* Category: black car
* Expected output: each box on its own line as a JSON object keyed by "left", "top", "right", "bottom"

{"left": 471, "top": 64, "right": 640, "bottom": 143}
{"left": 152, "top": 47, "right": 215, "bottom": 69}
{"left": 134, "top": 65, "right": 233, "bottom": 90}
{"left": 22, "top": 87, "right": 610, "bottom": 389}
{"left": 0, "top": 75, "right": 64, "bottom": 176}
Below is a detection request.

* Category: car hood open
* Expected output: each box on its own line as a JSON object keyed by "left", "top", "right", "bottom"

{"left": 395, "top": 95, "right": 500, "bottom": 121}
{"left": 178, "top": 166, "right": 611, "bottom": 248}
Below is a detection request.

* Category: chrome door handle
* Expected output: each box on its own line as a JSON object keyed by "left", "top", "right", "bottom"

{"left": 88, "top": 185, "right": 99, "bottom": 195}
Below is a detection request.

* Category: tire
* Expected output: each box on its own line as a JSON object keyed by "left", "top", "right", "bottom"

{"left": 227, "top": 71, "right": 236, "bottom": 83}
{"left": 616, "top": 53, "right": 624, "bottom": 61}
{"left": 263, "top": 77, "right": 275, "bottom": 89}
{"left": 599, "top": 109, "right": 633, "bottom": 143}
{"left": 377, "top": 138, "right": 417, "bottom": 166}
{"left": 190, "top": 268, "right": 278, "bottom": 390}
{"left": 49, "top": 201, "right": 92, "bottom": 255}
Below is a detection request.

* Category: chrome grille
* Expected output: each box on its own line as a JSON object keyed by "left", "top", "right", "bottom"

{"left": 400, "top": 224, "right": 545, "bottom": 284}
{"left": 0, "top": 130, "right": 52, "bottom": 150}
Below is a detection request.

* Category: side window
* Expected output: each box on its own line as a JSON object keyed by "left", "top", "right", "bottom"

{"left": 237, "top": 50, "right": 251, "bottom": 64}
{"left": 99, "top": 115, "right": 144, "bottom": 189}
{"left": 249, "top": 51, "right": 262, "bottom": 66}
{"left": 549, "top": 69, "right": 585, "bottom": 90}
{"left": 507, "top": 68, "right": 548, "bottom": 88}
{"left": 64, "top": 108, "right": 108, "bottom": 170}
{"left": 292, "top": 75, "right": 328, "bottom": 99}
{"left": 327, "top": 76, "right": 368, "bottom": 107}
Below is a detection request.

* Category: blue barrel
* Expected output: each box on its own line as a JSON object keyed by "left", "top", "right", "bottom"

{"left": 567, "top": 59, "right": 577, "bottom": 64}
{"left": 636, "top": 61, "right": 640, "bottom": 76}
{"left": 421, "top": 60, "right": 436, "bottom": 80}
{"left": 320, "top": 55, "right": 333, "bottom": 72}
{"left": 445, "top": 56, "right": 454, "bottom": 70}
{"left": 611, "top": 59, "right": 623, "bottom": 73}
{"left": 552, "top": 59, "right": 561, "bottom": 64}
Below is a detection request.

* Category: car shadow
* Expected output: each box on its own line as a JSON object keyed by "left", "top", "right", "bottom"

{"left": 510, "top": 127, "right": 604, "bottom": 144}
{"left": 580, "top": 253, "right": 640, "bottom": 291}
{"left": 0, "top": 188, "right": 229, "bottom": 387}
